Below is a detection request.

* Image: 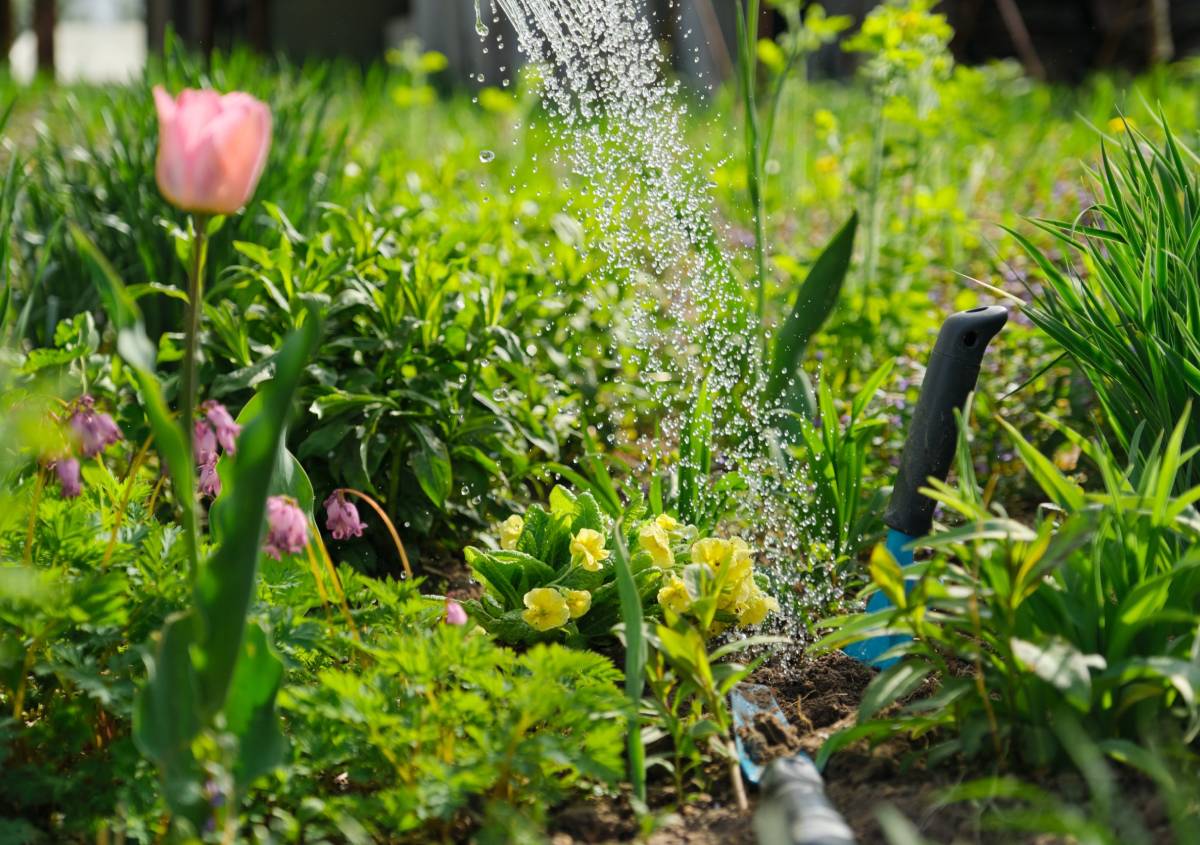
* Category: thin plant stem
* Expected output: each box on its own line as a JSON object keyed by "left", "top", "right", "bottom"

{"left": 862, "top": 92, "right": 887, "bottom": 292}
{"left": 146, "top": 472, "right": 168, "bottom": 515}
{"left": 101, "top": 434, "right": 154, "bottom": 570}
{"left": 301, "top": 539, "right": 334, "bottom": 622}
{"left": 12, "top": 640, "right": 36, "bottom": 719}
{"left": 728, "top": 737, "right": 749, "bottom": 812}
{"left": 335, "top": 488, "right": 414, "bottom": 579}
{"left": 309, "top": 520, "right": 362, "bottom": 641}
{"left": 736, "top": 0, "right": 769, "bottom": 361}
{"left": 22, "top": 468, "right": 45, "bottom": 566}
{"left": 180, "top": 214, "right": 209, "bottom": 576}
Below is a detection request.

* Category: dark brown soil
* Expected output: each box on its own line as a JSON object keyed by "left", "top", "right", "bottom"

{"left": 551, "top": 648, "right": 1179, "bottom": 845}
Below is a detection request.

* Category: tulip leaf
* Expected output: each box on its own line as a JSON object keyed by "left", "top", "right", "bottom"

{"left": 193, "top": 310, "right": 321, "bottom": 716}
{"left": 225, "top": 621, "right": 287, "bottom": 788}
{"left": 132, "top": 611, "right": 206, "bottom": 825}
{"left": 765, "top": 212, "right": 858, "bottom": 409}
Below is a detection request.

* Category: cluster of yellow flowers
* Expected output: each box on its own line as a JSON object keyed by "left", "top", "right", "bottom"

{"left": 503, "top": 514, "right": 610, "bottom": 631}
{"left": 654, "top": 532, "right": 780, "bottom": 629}
{"left": 522, "top": 586, "right": 593, "bottom": 632}
{"left": 501, "top": 510, "right": 778, "bottom": 634}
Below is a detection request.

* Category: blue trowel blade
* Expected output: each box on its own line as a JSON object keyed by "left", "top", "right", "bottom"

{"left": 844, "top": 529, "right": 916, "bottom": 668}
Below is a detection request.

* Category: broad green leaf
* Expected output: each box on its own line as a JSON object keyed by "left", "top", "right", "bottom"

{"left": 765, "top": 212, "right": 858, "bottom": 404}
{"left": 193, "top": 312, "right": 320, "bottom": 716}
{"left": 224, "top": 621, "right": 287, "bottom": 787}
{"left": 132, "top": 612, "right": 205, "bottom": 823}
{"left": 411, "top": 423, "right": 452, "bottom": 508}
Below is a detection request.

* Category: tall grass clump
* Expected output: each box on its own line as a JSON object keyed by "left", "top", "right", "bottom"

{"left": 1010, "top": 120, "right": 1200, "bottom": 486}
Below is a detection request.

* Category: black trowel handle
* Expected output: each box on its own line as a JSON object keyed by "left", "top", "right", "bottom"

{"left": 884, "top": 306, "right": 1008, "bottom": 538}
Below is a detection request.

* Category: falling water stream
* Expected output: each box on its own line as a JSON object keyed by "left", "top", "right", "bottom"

{"left": 475, "top": 0, "right": 840, "bottom": 643}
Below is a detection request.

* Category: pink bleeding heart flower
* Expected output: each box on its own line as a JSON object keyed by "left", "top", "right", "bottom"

{"left": 198, "top": 453, "right": 221, "bottom": 499}
{"left": 194, "top": 418, "right": 218, "bottom": 464}
{"left": 323, "top": 491, "right": 366, "bottom": 541}
{"left": 53, "top": 457, "right": 82, "bottom": 499}
{"left": 264, "top": 495, "right": 308, "bottom": 560}
{"left": 68, "top": 396, "right": 122, "bottom": 459}
{"left": 445, "top": 599, "right": 468, "bottom": 626}
{"left": 202, "top": 401, "right": 241, "bottom": 455}
{"left": 153, "top": 86, "right": 273, "bottom": 216}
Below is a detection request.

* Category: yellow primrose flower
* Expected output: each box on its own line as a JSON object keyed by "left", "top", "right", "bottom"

{"left": 638, "top": 522, "right": 675, "bottom": 568}
{"left": 738, "top": 588, "right": 780, "bottom": 626}
{"left": 655, "top": 513, "right": 680, "bottom": 532}
{"left": 570, "top": 528, "right": 610, "bottom": 572}
{"left": 499, "top": 515, "right": 524, "bottom": 550}
{"left": 657, "top": 576, "right": 692, "bottom": 615}
{"left": 565, "top": 589, "right": 592, "bottom": 619}
{"left": 522, "top": 588, "right": 570, "bottom": 631}
{"left": 691, "top": 537, "right": 733, "bottom": 569}
{"left": 1107, "top": 116, "right": 1134, "bottom": 134}
{"left": 720, "top": 570, "right": 755, "bottom": 611}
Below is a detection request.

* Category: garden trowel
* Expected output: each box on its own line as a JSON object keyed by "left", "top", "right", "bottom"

{"left": 844, "top": 305, "right": 1008, "bottom": 667}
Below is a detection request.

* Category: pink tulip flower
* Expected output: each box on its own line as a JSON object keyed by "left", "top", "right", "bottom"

{"left": 153, "top": 86, "right": 272, "bottom": 216}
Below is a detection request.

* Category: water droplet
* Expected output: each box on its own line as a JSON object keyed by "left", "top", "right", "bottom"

{"left": 479, "top": 149, "right": 496, "bottom": 164}
{"left": 474, "top": 0, "right": 490, "bottom": 37}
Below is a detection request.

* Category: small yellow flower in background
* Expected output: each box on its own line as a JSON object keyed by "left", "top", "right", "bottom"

{"left": 570, "top": 528, "right": 610, "bottom": 572}
{"left": 1108, "top": 116, "right": 1135, "bottom": 134}
{"left": 658, "top": 576, "right": 692, "bottom": 615}
{"left": 499, "top": 515, "right": 524, "bottom": 550}
{"left": 638, "top": 522, "right": 675, "bottom": 568}
{"left": 691, "top": 537, "right": 732, "bottom": 568}
{"left": 522, "top": 588, "right": 570, "bottom": 631}
{"left": 813, "top": 108, "right": 838, "bottom": 136}
{"left": 815, "top": 154, "right": 839, "bottom": 175}
{"left": 655, "top": 514, "right": 680, "bottom": 532}
{"left": 565, "top": 589, "right": 592, "bottom": 619}
{"left": 738, "top": 588, "right": 780, "bottom": 626}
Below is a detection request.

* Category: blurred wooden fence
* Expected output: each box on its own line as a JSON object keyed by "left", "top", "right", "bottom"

{"left": 3, "top": 0, "right": 1197, "bottom": 83}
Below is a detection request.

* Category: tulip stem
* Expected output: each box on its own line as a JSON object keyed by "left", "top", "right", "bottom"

{"left": 181, "top": 214, "right": 209, "bottom": 574}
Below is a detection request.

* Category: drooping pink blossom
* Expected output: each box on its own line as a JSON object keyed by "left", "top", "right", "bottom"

{"left": 264, "top": 495, "right": 308, "bottom": 560}
{"left": 68, "top": 396, "right": 122, "bottom": 458}
{"left": 445, "top": 599, "right": 468, "bottom": 626}
{"left": 323, "top": 491, "right": 366, "bottom": 540}
{"left": 194, "top": 418, "right": 218, "bottom": 464}
{"left": 54, "top": 457, "right": 82, "bottom": 499}
{"left": 202, "top": 401, "right": 241, "bottom": 455}
{"left": 198, "top": 453, "right": 221, "bottom": 498}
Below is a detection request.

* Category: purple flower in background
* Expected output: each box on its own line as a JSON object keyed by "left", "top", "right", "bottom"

{"left": 445, "top": 599, "right": 468, "bottom": 626}
{"left": 202, "top": 401, "right": 241, "bottom": 455}
{"left": 194, "top": 418, "right": 218, "bottom": 463}
{"left": 264, "top": 495, "right": 308, "bottom": 559}
{"left": 198, "top": 453, "right": 221, "bottom": 498}
{"left": 324, "top": 491, "right": 366, "bottom": 540}
{"left": 54, "top": 457, "right": 82, "bottom": 498}
{"left": 68, "top": 396, "right": 122, "bottom": 458}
